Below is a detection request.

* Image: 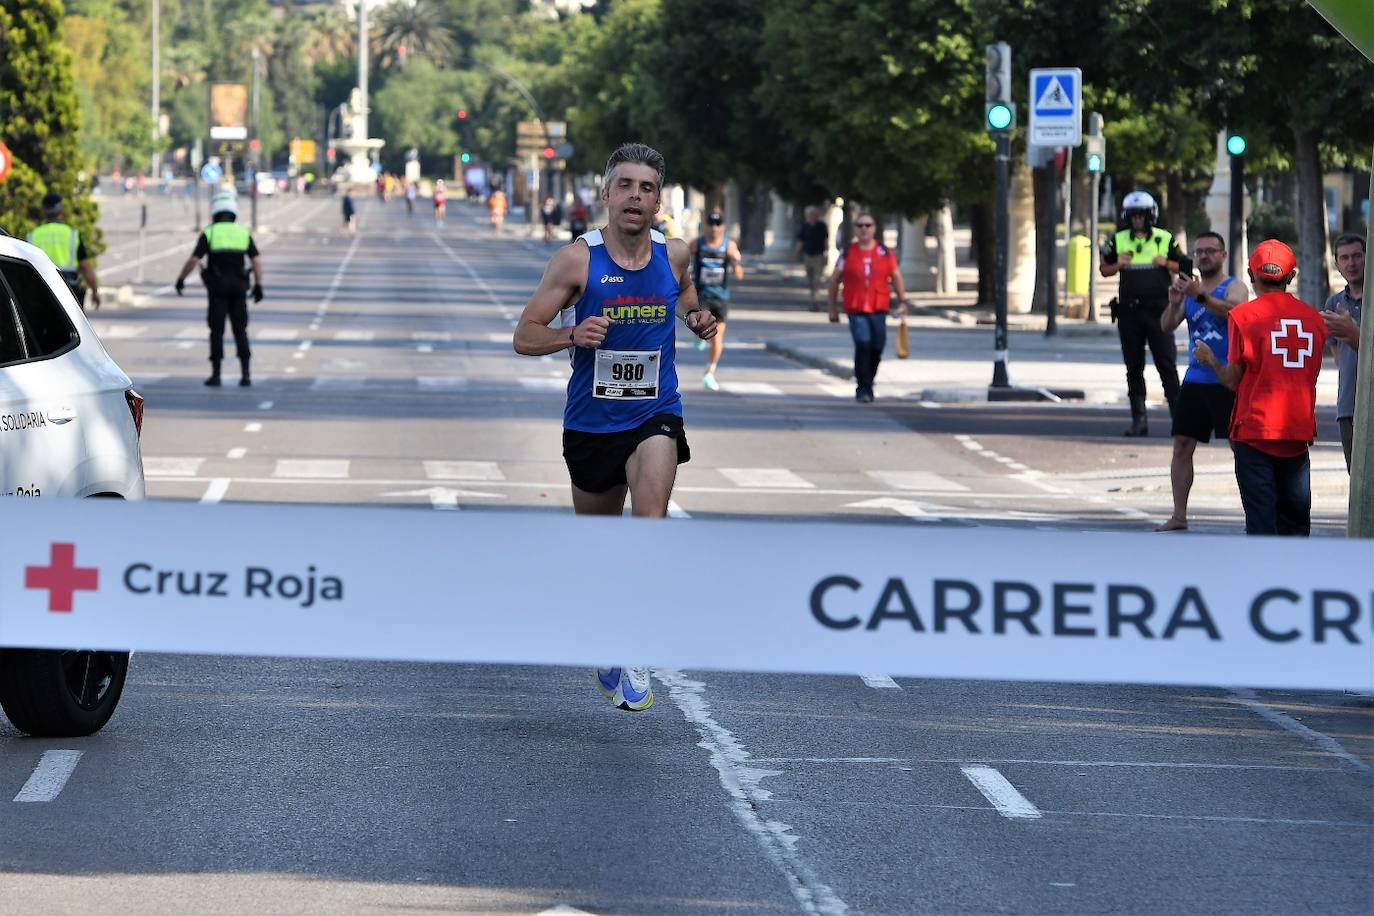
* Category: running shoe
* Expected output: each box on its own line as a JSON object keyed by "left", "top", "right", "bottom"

{"left": 595, "top": 667, "right": 622, "bottom": 700}
{"left": 613, "top": 667, "right": 654, "bottom": 712}
{"left": 702, "top": 373, "right": 720, "bottom": 392}
{"left": 695, "top": 338, "right": 708, "bottom": 351}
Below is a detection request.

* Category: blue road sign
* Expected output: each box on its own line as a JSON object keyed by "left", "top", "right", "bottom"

{"left": 1028, "top": 68, "right": 1083, "bottom": 147}
{"left": 200, "top": 162, "right": 222, "bottom": 184}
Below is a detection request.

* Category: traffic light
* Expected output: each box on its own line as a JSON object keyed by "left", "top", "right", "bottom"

{"left": 457, "top": 109, "right": 467, "bottom": 121}
{"left": 543, "top": 146, "right": 556, "bottom": 160}
{"left": 984, "top": 41, "right": 1014, "bottom": 132}
{"left": 461, "top": 152, "right": 471, "bottom": 164}
{"left": 1226, "top": 133, "right": 1246, "bottom": 156}
{"left": 1085, "top": 135, "right": 1106, "bottom": 173}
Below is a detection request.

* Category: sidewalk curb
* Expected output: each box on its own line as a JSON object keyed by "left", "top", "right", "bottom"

{"left": 764, "top": 339, "right": 853, "bottom": 380}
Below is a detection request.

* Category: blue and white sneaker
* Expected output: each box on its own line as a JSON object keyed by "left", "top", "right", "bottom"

{"left": 595, "top": 667, "right": 622, "bottom": 700}
{"left": 612, "top": 667, "right": 654, "bottom": 712}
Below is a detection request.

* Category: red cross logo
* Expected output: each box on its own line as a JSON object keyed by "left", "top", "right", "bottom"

{"left": 1270, "top": 318, "right": 1315, "bottom": 368}
{"left": 24, "top": 543, "right": 99, "bottom": 612}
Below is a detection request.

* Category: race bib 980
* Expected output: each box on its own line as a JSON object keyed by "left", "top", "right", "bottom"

{"left": 594, "top": 349, "right": 660, "bottom": 400}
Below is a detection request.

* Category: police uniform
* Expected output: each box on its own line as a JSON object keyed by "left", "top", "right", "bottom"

{"left": 559, "top": 228, "right": 689, "bottom": 493}
{"left": 1102, "top": 225, "right": 1184, "bottom": 431}
{"left": 27, "top": 221, "right": 90, "bottom": 308}
{"left": 192, "top": 220, "right": 259, "bottom": 381}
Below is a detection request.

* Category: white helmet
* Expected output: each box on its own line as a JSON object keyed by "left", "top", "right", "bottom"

{"left": 1122, "top": 191, "right": 1158, "bottom": 221}
{"left": 210, "top": 190, "right": 239, "bottom": 217}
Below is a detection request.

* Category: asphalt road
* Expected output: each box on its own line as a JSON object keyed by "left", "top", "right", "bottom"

{"left": 2, "top": 190, "right": 1370, "bottom": 914}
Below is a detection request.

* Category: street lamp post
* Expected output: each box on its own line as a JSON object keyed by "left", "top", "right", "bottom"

{"left": 150, "top": 0, "right": 159, "bottom": 181}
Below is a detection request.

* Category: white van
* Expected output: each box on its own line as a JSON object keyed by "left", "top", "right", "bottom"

{"left": 0, "top": 231, "right": 145, "bottom": 736}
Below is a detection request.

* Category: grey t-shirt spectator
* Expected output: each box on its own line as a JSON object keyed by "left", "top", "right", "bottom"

{"left": 1323, "top": 287, "right": 1362, "bottom": 419}
{"left": 797, "top": 221, "right": 828, "bottom": 256}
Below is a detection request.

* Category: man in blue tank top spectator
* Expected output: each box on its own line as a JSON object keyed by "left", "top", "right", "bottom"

{"left": 1155, "top": 231, "right": 1249, "bottom": 531}
{"left": 513, "top": 142, "right": 717, "bottom": 713}
{"left": 690, "top": 211, "right": 744, "bottom": 391}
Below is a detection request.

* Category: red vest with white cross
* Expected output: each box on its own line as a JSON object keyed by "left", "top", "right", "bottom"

{"left": 1227, "top": 291, "right": 1328, "bottom": 443}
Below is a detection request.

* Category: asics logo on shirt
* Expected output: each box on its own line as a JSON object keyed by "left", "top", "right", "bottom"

{"left": 601, "top": 274, "right": 625, "bottom": 283}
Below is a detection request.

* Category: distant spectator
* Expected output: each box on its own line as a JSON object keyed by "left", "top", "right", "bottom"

{"left": 1321, "top": 233, "right": 1363, "bottom": 472}
{"left": 794, "top": 206, "right": 829, "bottom": 310}
{"left": 541, "top": 196, "right": 562, "bottom": 244}
{"left": 341, "top": 190, "right": 357, "bottom": 235}
{"left": 827, "top": 211, "right": 905, "bottom": 402}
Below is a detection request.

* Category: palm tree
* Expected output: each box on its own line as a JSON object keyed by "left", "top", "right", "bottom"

{"left": 374, "top": 0, "right": 459, "bottom": 70}
{"left": 303, "top": 3, "right": 356, "bottom": 68}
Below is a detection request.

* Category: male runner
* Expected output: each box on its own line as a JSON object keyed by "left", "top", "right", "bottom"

{"left": 513, "top": 143, "right": 716, "bottom": 712}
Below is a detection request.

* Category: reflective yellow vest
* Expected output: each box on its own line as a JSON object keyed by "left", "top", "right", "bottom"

{"left": 1113, "top": 227, "right": 1173, "bottom": 269}
{"left": 27, "top": 222, "right": 79, "bottom": 269}
{"left": 203, "top": 221, "right": 251, "bottom": 252}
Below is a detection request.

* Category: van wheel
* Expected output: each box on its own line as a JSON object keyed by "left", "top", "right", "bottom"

{"left": 0, "top": 649, "right": 129, "bottom": 737}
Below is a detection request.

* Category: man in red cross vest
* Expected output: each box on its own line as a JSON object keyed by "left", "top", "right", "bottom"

{"left": 1194, "top": 239, "right": 1328, "bottom": 536}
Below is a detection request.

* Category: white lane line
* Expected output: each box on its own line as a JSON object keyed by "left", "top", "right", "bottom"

{"left": 258, "top": 400, "right": 274, "bottom": 410}
{"left": 143, "top": 457, "right": 203, "bottom": 477}
{"left": 1231, "top": 688, "right": 1373, "bottom": 776}
{"left": 960, "top": 765, "right": 1042, "bottom": 820}
{"left": 14, "top": 750, "right": 83, "bottom": 803}
{"left": 334, "top": 329, "right": 375, "bottom": 341}
{"left": 537, "top": 907, "right": 597, "bottom": 915}
{"left": 296, "top": 340, "right": 313, "bottom": 352}
{"left": 656, "top": 669, "right": 848, "bottom": 915}
{"left": 423, "top": 460, "right": 505, "bottom": 481}
{"left": 244, "top": 422, "right": 262, "bottom": 433}
{"left": 751, "top": 757, "right": 1351, "bottom": 772}
{"left": 254, "top": 328, "right": 299, "bottom": 341}
{"left": 199, "top": 478, "right": 230, "bottom": 504}
{"left": 432, "top": 234, "right": 508, "bottom": 309}
{"left": 416, "top": 376, "right": 469, "bottom": 391}
{"left": 517, "top": 377, "right": 565, "bottom": 392}
{"left": 721, "top": 381, "right": 784, "bottom": 396}
{"left": 866, "top": 470, "right": 969, "bottom": 492}
{"left": 859, "top": 674, "right": 901, "bottom": 689}
{"left": 315, "top": 232, "right": 362, "bottom": 320}
{"left": 417, "top": 343, "right": 434, "bottom": 353}
{"left": 226, "top": 447, "right": 247, "bottom": 459}
{"left": 273, "top": 459, "right": 350, "bottom": 479}
{"left": 720, "top": 467, "right": 814, "bottom": 489}
{"left": 667, "top": 499, "right": 691, "bottom": 519}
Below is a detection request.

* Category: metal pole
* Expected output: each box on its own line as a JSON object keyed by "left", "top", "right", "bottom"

{"left": 150, "top": 0, "right": 160, "bottom": 181}
{"left": 1046, "top": 151, "right": 1061, "bottom": 337}
{"left": 1348, "top": 143, "right": 1374, "bottom": 538}
{"left": 250, "top": 47, "right": 260, "bottom": 233}
{"left": 1088, "top": 170, "right": 1100, "bottom": 322}
{"left": 137, "top": 203, "right": 146, "bottom": 283}
{"left": 358, "top": 3, "right": 369, "bottom": 140}
{"left": 992, "top": 131, "right": 1011, "bottom": 387}
{"left": 1228, "top": 152, "right": 1245, "bottom": 279}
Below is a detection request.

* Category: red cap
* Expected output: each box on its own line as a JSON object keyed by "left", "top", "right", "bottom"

{"left": 1248, "top": 239, "right": 1297, "bottom": 283}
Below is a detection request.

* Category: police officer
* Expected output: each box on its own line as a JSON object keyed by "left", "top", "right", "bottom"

{"left": 174, "top": 190, "right": 263, "bottom": 387}
{"left": 1099, "top": 191, "right": 1183, "bottom": 436}
{"left": 27, "top": 193, "right": 101, "bottom": 310}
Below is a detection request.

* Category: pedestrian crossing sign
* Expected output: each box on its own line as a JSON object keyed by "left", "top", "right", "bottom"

{"left": 1028, "top": 68, "right": 1083, "bottom": 147}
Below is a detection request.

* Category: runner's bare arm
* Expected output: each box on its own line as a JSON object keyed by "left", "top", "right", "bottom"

{"left": 729, "top": 240, "right": 745, "bottom": 280}
{"left": 513, "top": 243, "right": 591, "bottom": 356}
{"left": 669, "top": 238, "right": 716, "bottom": 339}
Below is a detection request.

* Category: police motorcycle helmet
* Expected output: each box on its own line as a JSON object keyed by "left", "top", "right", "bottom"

{"left": 1121, "top": 190, "right": 1158, "bottom": 227}
{"left": 41, "top": 192, "right": 64, "bottom": 218}
{"left": 210, "top": 189, "right": 239, "bottom": 218}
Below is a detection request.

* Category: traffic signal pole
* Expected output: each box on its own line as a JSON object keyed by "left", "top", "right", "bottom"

{"left": 993, "top": 129, "right": 1011, "bottom": 388}
{"left": 1228, "top": 143, "right": 1245, "bottom": 280}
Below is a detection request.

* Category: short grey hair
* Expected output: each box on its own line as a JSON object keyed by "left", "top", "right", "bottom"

{"left": 604, "top": 142, "right": 665, "bottom": 191}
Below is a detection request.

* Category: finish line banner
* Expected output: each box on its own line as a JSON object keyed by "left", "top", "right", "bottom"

{"left": 1, "top": 499, "right": 1371, "bottom": 691}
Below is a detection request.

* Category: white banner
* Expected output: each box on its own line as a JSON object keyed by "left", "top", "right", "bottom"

{"left": 1, "top": 499, "right": 1370, "bottom": 691}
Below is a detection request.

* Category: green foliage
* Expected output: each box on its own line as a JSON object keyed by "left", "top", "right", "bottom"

{"left": 65, "top": 6, "right": 155, "bottom": 173}
{"left": 372, "top": 58, "right": 476, "bottom": 171}
{"left": 0, "top": 0, "right": 101, "bottom": 253}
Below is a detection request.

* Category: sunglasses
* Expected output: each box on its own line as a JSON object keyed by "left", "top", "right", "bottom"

{"left": 855, "top": 222, "right": 875, "bottom": 228}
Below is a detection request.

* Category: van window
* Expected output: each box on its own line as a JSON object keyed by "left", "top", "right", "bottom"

{"left": 0, "top": 256, "right": 78, "bottom": 359}
{"left": 0, "top": 299, "right": 27, "bottom": 367}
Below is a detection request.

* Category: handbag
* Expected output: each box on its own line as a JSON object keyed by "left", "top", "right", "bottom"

{"left": 895, "top": 317, "right": 910, "bottom": 359}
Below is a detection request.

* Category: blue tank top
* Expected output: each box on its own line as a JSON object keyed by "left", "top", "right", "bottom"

{"left": 693, "top": 236, "right": 731, "bottom": 301}
{"left": 561, "top": 229, "right": 682, "bottom": 432}
{"left": 1183, "top": 277, "right": 1233, "bottom": 385}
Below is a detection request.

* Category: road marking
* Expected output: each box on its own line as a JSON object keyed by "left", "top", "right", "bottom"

{"left": 845, "top": 496, "right": 943, "bottom": 523}
{"left": 720, "top": 467, "right": 814, "bottom": 489}
{"left": 200, "top": 478, "right": 230, "bottom": 504}
{"left": 960, "top": 765, "right": 1042, "bottom": 819}
{"left": 424, "top": 460, "right": 505, "bottom": 481}
{"left": 176, "top": 327, "right": 203, "bottom": 339}
{"left": 382, "top": 485, "right": 505, "bottom": 509}
{"left": 667, "top": 499, "right": 691, "bottom": 519}
{"left": 867, "top": 470, "right": 968, "bottom": 492}
{"left": 334, "top": 329, "right": 375, "bottom": 341}
{"left": 243, "top": 422, "right": 262, "bottom": 433}
{"left": 417, "top": 343, "right": 434, "bottom": 353}
{"left": 721, "top": 381, "right": 784, "bottom": 396}
{"left": 656, "top": 669, "right": 848, "bottom": 915}
{"left": 254, "top": 328, "right": 299, "bottom": 341}
{"left": 860, "top": 674, "right": 900, "bottom": 689}
{"left": 273, "top": 459, "right": 350, "bottom": 479}
{"left": 517, "top": 377, "right": 565, "bottom": 392}
{"left": 14, "top": 750, "right": 83, "bottom": 803}
{"left": 1230, "top": 688, "right": 1373, "bottom": 776}
{"left": 226, "top": 447, "right": 247, "bottom": 459}
{"left": 258, "top": 400, "right": 274, "bottom": 410}
{"left": 310, "top": 376, "right": 368, "bottom": 390}
{"left": 295, "top": 340, "right": 313, "bottom": 352}
{"left": 143, "top": 456, "right": 203, "bottom": 477}
{"left": 411, "top": 331, "right": 454, "bottom": 341}
{"left": 432, "top": 234, "right": 508, "bottom": 309}
{"left": 749, "top": 757, "right": 1351, "bottom": 772}
{"left": 92, "top": 324, "right": 146, "bottom": 338}
{"left": 537, "top": 907, "right": 597, "bottom": 915}
{"left": 416, "top": 376, "right": 470, "bottom": 390}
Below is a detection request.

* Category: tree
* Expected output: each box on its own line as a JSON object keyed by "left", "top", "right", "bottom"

{"left": 374, "top": 0, "right": 459, "bottom": 70}
{"left": 64, "top": 3, "right": 155, "bottom": 174}
{"left": 0, "top": 0, "right": 101, "bottom": 252}
{"left": 371, "top": 58, "right": 472, "bottom": 171}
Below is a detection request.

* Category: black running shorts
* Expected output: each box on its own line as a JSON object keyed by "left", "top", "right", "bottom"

{"left": 562, "top": 413, "right": 691, "bottom": 493}
{"left": 700, "top": 295, "right": 730, "bottom": 322}
{"left": 1171, "top": 381, "right": 1235, "bottom": 442}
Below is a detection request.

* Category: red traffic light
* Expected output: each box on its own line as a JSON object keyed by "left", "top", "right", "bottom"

{"left": 457, "top": 109, "right": 467, "bottom": 120}
{"left": 543, "top": 146, "right": 556, "bottom": 160}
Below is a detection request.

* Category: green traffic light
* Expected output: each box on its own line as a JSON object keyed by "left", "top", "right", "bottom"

{"left": 1087, "top": 154, "right": 1102, "bottom": 173}
{"left": 461, "top": 152, "right": 471, "bottom": 163}
{"left": 986, "top": 103, "right": 1013, "bottom": 131}
{"left": 1226, "top": 134, "right": 1246, "bottom": 156}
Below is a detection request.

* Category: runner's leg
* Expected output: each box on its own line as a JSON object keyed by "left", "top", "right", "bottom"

{"left": 625, "top": 436, "right": 679, "bottom": 518}
{"left": 1157, "top": 436, "right": 1197, "bottom": 530}
{"left": 571, "top": 483, "right": 628, "bottom": 516}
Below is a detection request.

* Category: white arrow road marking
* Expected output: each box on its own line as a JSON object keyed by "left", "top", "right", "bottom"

{"left": 382, "top": 486, "right": 506, "bottom": 510}
{"left": 14, "top": 750, "right": 82, "bottom": 802}
{"left": 961, "top": 765, "right": 1041, "bottom": 819}
{"left": 536, "top": 907, "right": 596, "bottom": 915}
{"left": 860, "top": 675, "right": 901, "bottom": 689}
{"left": 845, "top": 496, "right": 943, "bottom": 522}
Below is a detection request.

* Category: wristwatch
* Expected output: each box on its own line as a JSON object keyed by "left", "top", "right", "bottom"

{"left": 1196, "top": 290, "right": 1209, "bottom": 305}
